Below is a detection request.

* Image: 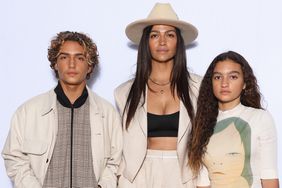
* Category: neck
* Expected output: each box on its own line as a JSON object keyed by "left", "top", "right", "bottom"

{"left": 59, "top": 81, "right": 86, "bottom": 104}
{"left": 150, "top": 60, "right": 173, "bottom": 82}
{"left": 218, "top": 101, "right": 240, "bottom": 111}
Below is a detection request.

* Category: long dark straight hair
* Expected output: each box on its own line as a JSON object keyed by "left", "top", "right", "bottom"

{"left": 188, "top": 51, "right": 262, "bottom": 174}
{"left": 123, "top": 25, "right": 195, "bottom": 129}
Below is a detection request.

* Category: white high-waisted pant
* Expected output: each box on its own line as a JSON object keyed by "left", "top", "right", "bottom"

{"left": 118, "top": 149, "right": 195, "bottom": 188}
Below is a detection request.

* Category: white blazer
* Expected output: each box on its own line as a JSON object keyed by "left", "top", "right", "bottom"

{"left": 114, "top": 74, "right": 201, "bottom": 184}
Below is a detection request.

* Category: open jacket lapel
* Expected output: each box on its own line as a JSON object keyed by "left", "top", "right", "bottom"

{"left": 177, "top": 101, "right": 190, "bottom": 144}
{"left": 135, "top": 105, "right": 147, "bottom": 138}
{"left": 136, "top": 87, "right": 148, "bottom": 137}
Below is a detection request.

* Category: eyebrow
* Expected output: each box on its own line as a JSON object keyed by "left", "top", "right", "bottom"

{"left": 213, "top": 71, "right": 241, "bottom": 75}
{"left": 150, "top": 29, "right": 176, "bottom": 33}
{"left": 57, "top": 52, "right": 86, "bottom": 57}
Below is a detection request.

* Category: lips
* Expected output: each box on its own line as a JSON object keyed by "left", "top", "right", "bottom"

{"left": 67, "top": 72, "right": 78, "bottom": 76}
{"left": 156, "top": 48, "right": 168, "bottom": 52}
{"left": 220, "top": 90, "right": 231, "bottom": 94}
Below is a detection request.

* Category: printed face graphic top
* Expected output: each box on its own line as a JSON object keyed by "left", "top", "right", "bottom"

{"left": 204, "top": 117, "right": 252, "bottom": 188}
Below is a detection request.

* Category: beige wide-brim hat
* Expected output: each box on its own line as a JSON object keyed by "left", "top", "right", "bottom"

{"left": 125, "top": 3, "right": 198, "bottom": 45}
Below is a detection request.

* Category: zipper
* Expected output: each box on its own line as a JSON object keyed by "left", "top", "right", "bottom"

{"left": 70, "top": 106, "right": 74, "bottom": 188}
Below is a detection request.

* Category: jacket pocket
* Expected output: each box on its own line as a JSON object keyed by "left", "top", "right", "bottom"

{"left": 22, "top": 139, "right": 48, "bottom": 155}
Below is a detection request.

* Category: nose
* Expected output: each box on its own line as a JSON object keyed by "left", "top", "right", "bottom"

{"left": 68, "top": 56, "right": 76, "bottom": 67}
{"left": 221, "top": 77, "right": 229, "bottom": 87}
{"left": 159, "top": 34, "right": 166, "bottom": 45}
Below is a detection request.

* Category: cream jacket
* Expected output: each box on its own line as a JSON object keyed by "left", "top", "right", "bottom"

{"left": 114, "top": 74, "right": 201, "bottom": 184}
{"left": 2, "top": 87, "right": 123, "bottom": 188}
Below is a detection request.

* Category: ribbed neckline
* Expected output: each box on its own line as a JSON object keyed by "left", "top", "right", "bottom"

{"left": 218, "top": 103, "right": 245, "bottom": 120}
{"left": 54, "top": 82, "right": 88, "bottom": 108}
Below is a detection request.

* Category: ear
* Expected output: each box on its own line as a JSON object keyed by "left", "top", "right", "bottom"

{"left": 87, "top": 65, "right": 93, "bottom": 73}
{"left": 54, "top": 63, "right": 58, "bottom": 70}
{"left": 243, "top": 83, "right": 246, "bottom": 90}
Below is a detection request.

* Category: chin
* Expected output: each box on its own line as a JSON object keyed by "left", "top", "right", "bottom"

{"left": 61, "top": 80, "right": 85, "bottom": 86}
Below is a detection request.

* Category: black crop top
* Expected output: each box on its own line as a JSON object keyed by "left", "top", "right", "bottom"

{"left": 147, "top": 111, "right": 179, "bottom": 137}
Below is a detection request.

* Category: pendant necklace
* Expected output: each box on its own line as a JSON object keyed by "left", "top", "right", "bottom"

{"left": 149, "top": 77, "right": 170, "bottom": 94}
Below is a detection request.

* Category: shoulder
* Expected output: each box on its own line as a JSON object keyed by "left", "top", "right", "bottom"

{"left": 87, "top": 88, "right": 121, "bottom": 121}
{"left": 113, "top": 79, "right": 135, "bottom": 113}
{"left": 114, "top": 79, "right": 134, "bottom": 102}
{"left": 114, "top": 79, "right": 134, "bottom": 96}
{"left": 87, "top": 89, "right": 115, "bottom": 111}
{"left": 189, "top": 72, "right": 202, "bottom": 82}
{"left": 242, "top": 106, "right": 278, "bottom": 143}
{"left": 243, "top": 105, "right": 273, "bottom": 120}
{"left": 188, "top": 73, "right": 202, "bottom": 99}
{"left": 189, "top": 73, "right": 202, "bottom": 87}
{"left": 87, "top": 90, "right": 121, "bottom": 126}
{"left": 241, "top": 105, "right": 276, "bottom": 129}
{"left": 15, "top": 89, "right": 55, "bottom": 114}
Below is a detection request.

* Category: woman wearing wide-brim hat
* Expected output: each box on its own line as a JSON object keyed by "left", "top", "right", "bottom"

{"left": 114, "top": 3, "right": 201, "bottom": 187}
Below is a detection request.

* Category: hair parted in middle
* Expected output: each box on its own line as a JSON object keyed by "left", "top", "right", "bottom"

{"left": 188, "top": 50, "right": 262, "bottom": 175}
{"left": 123, "top": 25, "right": 195, "bottom": 129}
{"left": 48, "top": 31, "right": 99, "bottom": 79}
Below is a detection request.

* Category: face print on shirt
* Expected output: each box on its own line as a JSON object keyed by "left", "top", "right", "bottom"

{"left": 204, "top": 117, "right": 253, "bottom": 188}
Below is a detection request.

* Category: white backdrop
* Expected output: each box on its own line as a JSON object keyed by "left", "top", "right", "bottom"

{"left": 0, "top": 0, "right": 281, "bottom": 186}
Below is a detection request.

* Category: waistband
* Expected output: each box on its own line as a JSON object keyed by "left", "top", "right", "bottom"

{"left": 146, "top": 149, "right": 178, "bottom": 159}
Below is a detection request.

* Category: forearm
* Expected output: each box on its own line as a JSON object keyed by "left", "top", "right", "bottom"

{"left": 261, "top": 179, "right": 279, "bottom": 188}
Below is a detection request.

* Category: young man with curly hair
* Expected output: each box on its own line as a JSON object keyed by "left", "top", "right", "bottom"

{"left": 2, "top": 31, "right": 122, "bottom": 188}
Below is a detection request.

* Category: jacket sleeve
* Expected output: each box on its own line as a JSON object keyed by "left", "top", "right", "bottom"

{"left": 98, "top": 107, "right": 123, "bottom": 188}
{"left": 2, "top": 108, "right": 42, "bottom": 188}
{"left": 113, "top": 83, "right": 130, "bottom": 180}
{"left": 258, "top": 111, "right": 278, "bottom": 179}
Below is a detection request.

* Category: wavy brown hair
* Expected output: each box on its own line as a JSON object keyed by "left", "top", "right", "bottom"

{"left": 123, "top": 25, "right": 195, "bottom": 129}
{"left": 48, "top": 31, "right": 99, "bottom": 79}
{"left": 188, "top": 51, "right": 262, "bottom": 174}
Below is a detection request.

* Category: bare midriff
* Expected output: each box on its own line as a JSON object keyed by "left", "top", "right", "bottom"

{"left": 147, "top": 137, "right": 177, "bottom": 150}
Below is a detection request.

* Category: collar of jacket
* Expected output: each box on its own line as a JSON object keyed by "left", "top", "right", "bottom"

{"left": 40, "top": 85, "right": 100, "bottom": 116}
{"left": 54, "top": 82, "right": 88, "bottom": 108}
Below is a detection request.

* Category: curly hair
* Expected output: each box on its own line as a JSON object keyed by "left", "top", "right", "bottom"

{"left": 188, "top": 51, "right": 262, "bottom": 175}
{"left": 48, "top": 31, "right": 99, "bottom": 79}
